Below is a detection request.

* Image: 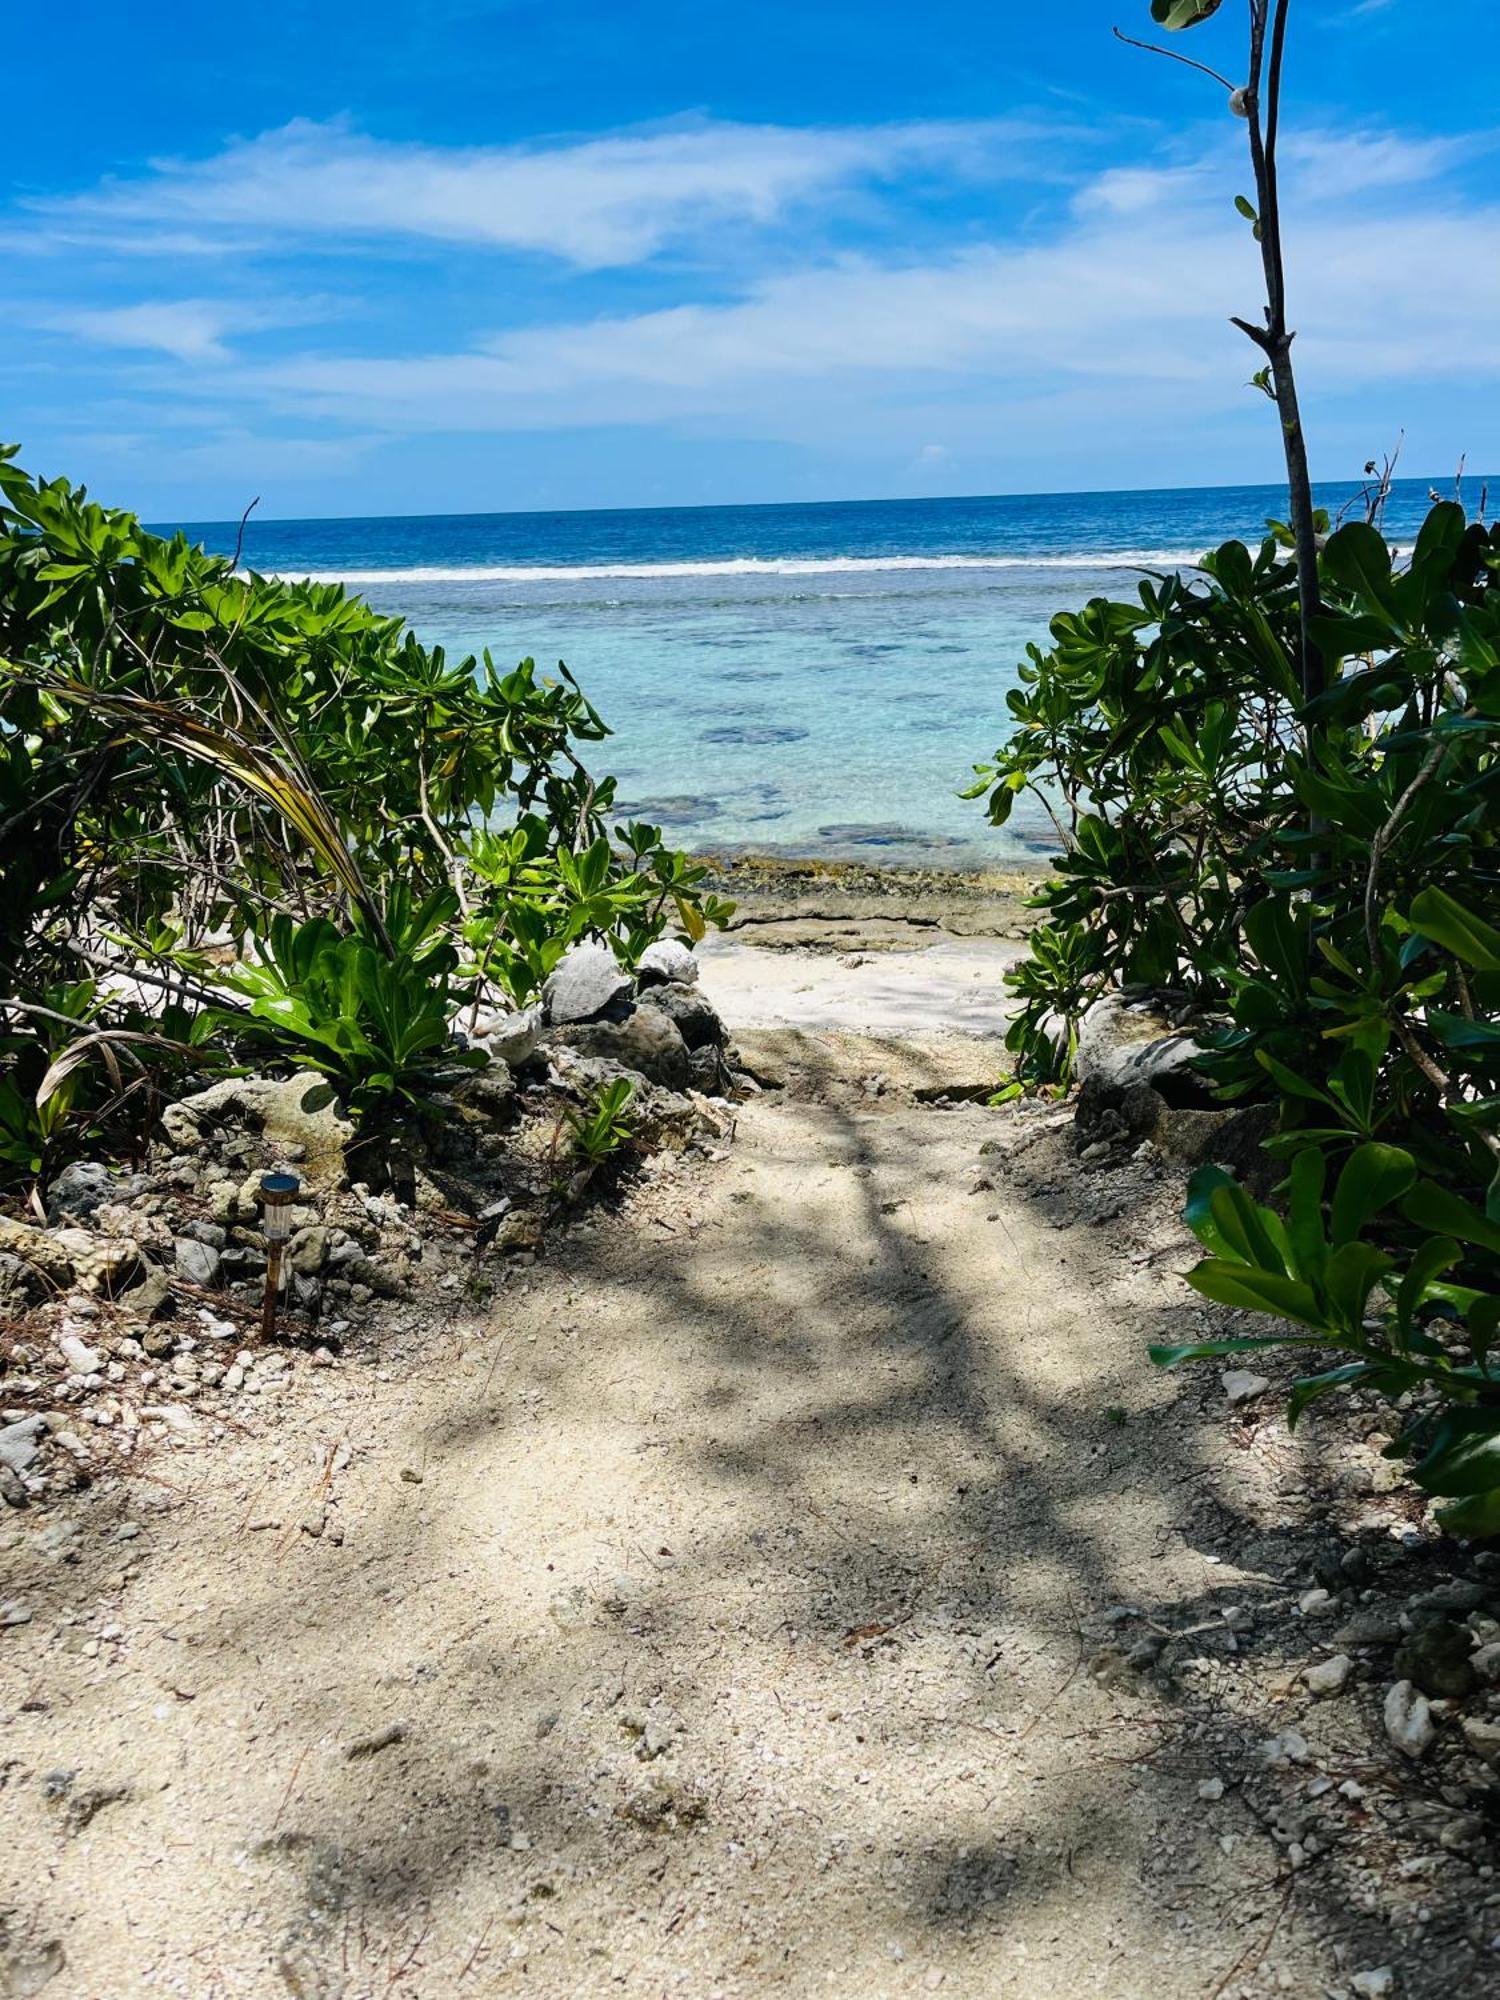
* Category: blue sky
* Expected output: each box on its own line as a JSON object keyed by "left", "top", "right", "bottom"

{"left": 4, "top": 0, "right": 1495, "bottom": 520}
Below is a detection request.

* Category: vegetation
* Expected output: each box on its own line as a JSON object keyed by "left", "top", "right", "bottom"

{"left": 973, "top": 0, "right": 1500, "bottom": 1533}
{"left": 0, "top": 446, "right": 730, "bottom": 1187}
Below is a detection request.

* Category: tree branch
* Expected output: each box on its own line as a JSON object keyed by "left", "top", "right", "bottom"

{"left": 1111, "top": 25, "right": 1237, "bottom": 90}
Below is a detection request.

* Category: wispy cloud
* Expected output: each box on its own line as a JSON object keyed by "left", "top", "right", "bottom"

{"left": 27, "top": 115, "right": 1066, "bottom": 269}
{"left": 36, "top": 297, "right": 314, "bottom": 362}
{"left": 217, "top": 157, "right": 1500, "bottom": 441}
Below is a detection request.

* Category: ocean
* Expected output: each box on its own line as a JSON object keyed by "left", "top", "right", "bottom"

{"left": 176, "top": 476, "right": 1469, "bottom": 866}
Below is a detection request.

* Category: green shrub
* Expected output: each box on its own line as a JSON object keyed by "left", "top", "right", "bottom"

{"left": 975, "top": 503, "right": 1500, "bottom": 1526}
{"left": 0, "top": 447, "right": 730, "bottom": 1188}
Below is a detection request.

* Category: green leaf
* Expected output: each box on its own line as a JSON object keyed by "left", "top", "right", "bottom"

{"left": 1150, "top": 0, "right": 1223, "bottom": 24}
{"left": 1410, "top": 885, "right": 1500, "bottom": 971}
{"left": 1434, "top": 1488, "right": 1500, "bottom": 1539}
{"left": 1288, "top": 1363, "right": 1376, "bottom": 1431}
{"left": 1403, "top": 1181, "right": 1500, "bottom": 1255}
{"left": 1412, "top": 1408, "right": 1500, "bottom": 1498}
{"left": 1149, "top": 1333, "right": 1329, "bottom": 1369}
{"left": 1184, "top": 1259, "right": 1331, "bottom": 1331}
{"left": 1396, "top": 1238, "right": 1460, "bottom": 1342}
{"left": 1330, "top": 1143, "right": 1417, "bottom": 1248}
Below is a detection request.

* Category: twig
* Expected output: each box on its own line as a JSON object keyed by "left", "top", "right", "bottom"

{"left": 230, "top": 496, "right": 261, "bottom": 572}
{"left": 1111, "top": 25, "right": 1236, "bottom": 90}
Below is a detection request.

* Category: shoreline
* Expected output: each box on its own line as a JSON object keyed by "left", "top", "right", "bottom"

{"left": 694, "top": 848, "right": 1050, "bottom": 951}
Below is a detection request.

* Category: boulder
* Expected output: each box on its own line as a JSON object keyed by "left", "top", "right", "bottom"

{"left": 0, "top": 1251, "right": 44, "bottom": 1314}
{"left": 453, "top": 1060, "right": 517, "bottom": 1121}
{"left": 1074, "top": 994, "right": 1208, "bottom": 1099}
{"left": 546, "top": 1005, "right": 691, "bottom": 1092}
{"left": 159, "top": 1074, "right": 354, "bottom": 1186}
{"left": 687, "top": 1045, "right": 734, "bottom": 1097}
{"left": 45, "top": 1161, "right": 117, "bottom": 1224}
{"left": 0, "top": 1416, "right": 47, "bottom": 1475}
{"left": 637, "top": 939, "right": 700, "bottom": 988}
{"left": 542, "top": 943, "right": 632, "bottom": 1026}
{"left": 1394, "top": 1619, "right": 1476, "bottom": 1701}
{"left": 51, "top": 1229, "right": 144, "bottom": 1297}
{"left": 639, "top": 984, "right": 726, "bottom": 1052}
{"left": 173, "top": 1237, "right": 222, "bottom": 1289}
{"left": 0, "top": 1215, "right": 75, "bottom": 1285}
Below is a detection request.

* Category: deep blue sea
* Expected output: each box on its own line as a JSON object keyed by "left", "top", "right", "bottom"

{"left": 174, "top": 476, "right": 1469, "bottom": 865}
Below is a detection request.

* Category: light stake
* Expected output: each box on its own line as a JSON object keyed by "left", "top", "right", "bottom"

{"left": 259, "top": 1171, "right": 301, "bottom": 1340}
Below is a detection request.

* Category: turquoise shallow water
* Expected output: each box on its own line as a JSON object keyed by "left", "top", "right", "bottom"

{"left": 174, "top": 477, "right": 1467, "bottom": 865}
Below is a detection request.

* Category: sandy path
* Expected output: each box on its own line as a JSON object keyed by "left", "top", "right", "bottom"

{"left": 1, "top": 956, "right": 1341, "bottom": 1999}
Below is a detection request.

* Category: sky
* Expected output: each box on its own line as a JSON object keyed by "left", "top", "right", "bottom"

{"left": 3, "top": 0, "right": 1496, "bottom": 521}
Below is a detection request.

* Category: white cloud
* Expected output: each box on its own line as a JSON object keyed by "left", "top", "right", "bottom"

{"left": 30, "top": 114, "right": 1064, "bottom": 269}
{"left": 39, "top": 297, "right": 317, "bottom": 361}
{"left": 224, "top": 193, "right": 1500, "bottom": 440}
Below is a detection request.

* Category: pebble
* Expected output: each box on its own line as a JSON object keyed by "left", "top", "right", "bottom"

{"left": 1196, "top": 1777, "right": 1225, "bottom": 1801}
{"left": 1, "top": 1600, "right": 33, "bottom": 1627}
{"left": 1222, "top": 1369, "right": 1270, "bottom": 1405}
{"left": 1303, "top": 1654, "right": 1353, "bottom": 1697}
{"left": 1255, "top": 1728, "right": 1309, "bottom": 1769}
{"left": 345, "top": 1720, "right": 409, "bottom": 1759}
{"left": 1351, "top": 1970, "right": 1395, "bottom": 1999}
{"left": 1384, "top": 1679, "right": 1436, "bottom": 1760}
{"left": 58, "top": 1333, "right": 104, "bottom": 1375}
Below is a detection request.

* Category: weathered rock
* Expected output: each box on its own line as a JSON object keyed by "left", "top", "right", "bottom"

{"left": 636, "top": 938, "right": 700, "bottom": 988}
{"left": 1384, "top": 1679, "right": 1436, "bottom": 1759}
{"left": 639, "top": 983, "right": 726, "bottom": 1051}
{"left": 1472, "top": 1640, "right": 1500, "bottom": 1686}
{"left": 1222, "top": 1369, "right": 1270, "bottom": 1406}
{"left": 0, "top": 1216, "right": 75, "bottom": 1284}
{"left": 1395, "top": 1619, "right": 1476, "bottom": 1700}
{"left": 0, "top": 1417, "right": 47, "bottom": 1475}
{"left": 687, "top": 1044, "right": 734, "bottom": 1097}
{"left": 57, "top": 1332, "right": 104, "bottom": 1375}
{"left": 49, "top": 1230, "right": 143, "bottom": 1298}
{"left": 1074, "top": 994, "right": 1207, "bottom": 1097}
{"left": 1460, "top": 1715, "right": 1500, "bottom": 1769}
{"left": 159, "top": 1074, "right": 353, "bottom": 1187}
{"left": 542, "top": 943, "right": 632, "bottom": 1026}
{"left": 492, "top": 1211, "right": 543, "bottom": 1255}
{"left": 288, "top": 1227, "right": 330, "bottom": 1277}
{"left": 484, "top": 1005, "right": 542, "bottom": 1068}
{"left": 1333, "top": 1609, "right": 1402, "bottom": 1648}
{"left": 173, "top": 1236, "right": 222, "bottom": 1289}
{"left": 0, "top": 1251, "right": 44, "bottom": 1313}
{"left": 1304, "top": 1654, "right": 1353, "bottom": 1697}
{"left": 453, "top": 1061, "right": 517, "bottom": 1120}
{"left": 44, "top": 1161, "right": 117, "bottom": 1224}
{"left": 1405, "top": 1579, "right": 1487, "bottom": 1618}
{"left": 547, "top": 1006, "right": 691, "bottom": 1091}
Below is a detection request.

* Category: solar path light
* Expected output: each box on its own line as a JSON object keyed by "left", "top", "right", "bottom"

{"left": 259, "top": 1171, "right": 301, "bottom": 1340}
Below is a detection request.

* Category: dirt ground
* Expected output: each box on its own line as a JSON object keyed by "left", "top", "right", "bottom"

{"left": 1, "top": 925, "right": 1492, "bottom": 1999}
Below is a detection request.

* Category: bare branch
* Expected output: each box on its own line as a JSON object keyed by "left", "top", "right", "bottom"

{"left": 1111, "top": 25, "right": 1236, "bottom": 90}
{"left": 230, "top": 494, "right": 261, "bottom": 572}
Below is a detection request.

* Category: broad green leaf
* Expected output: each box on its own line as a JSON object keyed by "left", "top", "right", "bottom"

{"left": 1149, "top": 1332, "right": 1328, "bottom": 1369}
{"left": 1150, "top": 0, "right": 1223, "bottom": 24}
{"left": 1410, "top": 885, "right": 1500, "bottom": 971}
{"left": 1184, "top": 1259, "right": 1330, "bottom": 1331}
{"left": 1330, "top": 1143, "right": 1417, "bottom": 1248}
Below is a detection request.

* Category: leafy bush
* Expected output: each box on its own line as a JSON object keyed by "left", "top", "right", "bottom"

{"left": 211, "top": 891, "right": 485, "bottom": 1123}
{"left": 974, "top": 502, "right": 1500, "bottom": 1526}
{"left": 0, "top": 447, "right": 730, "bottom": 1187}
